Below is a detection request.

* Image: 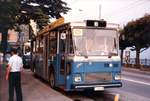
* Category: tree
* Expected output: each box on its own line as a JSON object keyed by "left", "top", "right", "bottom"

{"left": 21, "top": 0, "right": 70, "bottom": 18}
{"left": 0, "top": 0, "right": 70, "bottom": 57}
{"left": 119, "top": 30, "right": 132, "bottom": 65}
{"left": 32, "top": 7, "right": 49, "bottom": 29}
{"left": 121, "top": 14, "right": 150, "bottom": 68}
{"left": 0, "top": 0, "right": 20, "bottom": 55}
{"left": 19, "top": 0, "right": 70, "bottom": 29}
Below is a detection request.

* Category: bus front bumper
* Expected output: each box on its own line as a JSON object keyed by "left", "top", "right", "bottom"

{"left": 72, "top": 82, "right": 122, "bottom": 90}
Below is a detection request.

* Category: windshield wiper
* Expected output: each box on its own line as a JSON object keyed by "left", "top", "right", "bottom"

{"left": 108, "top": 53, "right": 112, "bottom": 58}
{"left": 108, "top": 52, "right": 117, "bottom": 58}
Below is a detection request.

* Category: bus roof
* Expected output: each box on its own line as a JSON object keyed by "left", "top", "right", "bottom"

{"left": 38, "top": 17, "right": 65, "bottom": 35}
{"left": 38, "top": 18, "right": 119, "bottom": 36}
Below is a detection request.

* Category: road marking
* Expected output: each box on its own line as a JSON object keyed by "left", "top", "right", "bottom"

{"left": 123, "top": 78, "right": 150, "bottom": 86}
{"left": 114, "top": 94, "right": 120, "bottom": 101}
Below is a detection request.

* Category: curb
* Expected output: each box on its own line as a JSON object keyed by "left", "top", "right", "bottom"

{"left": 123, "top": 67, "right": 150, "bottom": 75}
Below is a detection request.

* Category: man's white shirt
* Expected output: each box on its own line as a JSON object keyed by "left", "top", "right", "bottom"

{"left": 8, "top": 55, "right": 23, "bottom": 72}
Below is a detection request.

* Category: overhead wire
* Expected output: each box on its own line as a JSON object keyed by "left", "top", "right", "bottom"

{"left": 115, "top": 0, "right": 150, "bottom": 21}
{"left": 64, "top": 0, "right": 150, "bottom": 24}
{"left": 104, "top": 0, "right": 150, "bottom": 24}
{"left": 106, "top": 0, "right": 149, "bottom": 17}
{"left": 105, "top": 0, "right": 140, "bottom": 16}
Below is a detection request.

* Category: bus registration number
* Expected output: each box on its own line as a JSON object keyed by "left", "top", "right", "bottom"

{"left": 94, "top": 87, "right": 104, "bottom": 91}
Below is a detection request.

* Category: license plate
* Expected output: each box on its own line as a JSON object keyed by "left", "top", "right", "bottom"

{"left": 94, "top": 87, "right": 104, "bottom": 91}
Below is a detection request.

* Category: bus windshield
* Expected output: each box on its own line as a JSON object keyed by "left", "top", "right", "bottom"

{"left": 72, "top": 28, "right": 118, "bottom": 56}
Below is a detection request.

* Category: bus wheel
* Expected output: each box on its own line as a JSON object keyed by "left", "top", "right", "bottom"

{"left": 49, "top": 71, "right": 55, "bottom": 88}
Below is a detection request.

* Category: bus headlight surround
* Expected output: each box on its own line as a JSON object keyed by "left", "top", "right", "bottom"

{"left": 74, "top": 74, "right": 82, "bottom": 83}
{"left": 114, "top": 74, "right": 121, "bottom": 80}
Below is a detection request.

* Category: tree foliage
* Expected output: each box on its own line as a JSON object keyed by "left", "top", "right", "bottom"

{"left": 119, "top": 29, "right": 132, "bottom": 65}
{"left": 32, "top": 8, "right": 49, "bottom": 29}
{"left": 123, "top": 15, "right": 150, "bottom": 50}
{"left": 0, "top": 0, "right": 70, "bottom": 54}
{"left": 120, "top": 14, "right": 150, "bottom": 67}
{"left": 21, "top": 0, "right": 70, "bottom": 18}
{"left": 0, "top": 0, "right": 20, "bottom": 30}
{"left": 19, "top": 0, "right": 70, "bottom": 29}
{"left": 119, "top": 30, "right": 132, "bottom": 50}
{"left": 0, "top": 0, "right": 20, "bottom": 54}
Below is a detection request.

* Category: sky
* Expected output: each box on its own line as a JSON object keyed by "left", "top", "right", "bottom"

{"left": 63, "top": 0, "right": 150, "bottom": 26}
{"left": 63, "top": 0, "right": 150, "bottom": 59}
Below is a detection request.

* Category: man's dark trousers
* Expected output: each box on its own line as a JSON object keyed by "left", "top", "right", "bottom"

{"left": 9, "top": 72, "right": 22, "bottom": 101}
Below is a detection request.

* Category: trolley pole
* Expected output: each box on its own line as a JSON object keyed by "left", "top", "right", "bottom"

{"left": 99, "top": 4, "right": 101, "bottom": 20}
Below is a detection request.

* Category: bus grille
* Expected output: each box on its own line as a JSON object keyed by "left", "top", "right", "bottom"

{"left": 85, "top": 73, "right": 112, "bottom": 83}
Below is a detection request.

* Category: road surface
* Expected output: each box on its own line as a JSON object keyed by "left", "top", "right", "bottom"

{"left": 1, "top": 65, "right": 150, "bottom": 101}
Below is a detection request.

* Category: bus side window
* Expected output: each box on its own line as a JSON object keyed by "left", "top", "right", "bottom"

{"left": 60, "top": 31, "right": 66, "bottom": 54}
{"left": 60, "top": 39, "right": 66, "bottom": 53}
{"left": 68, "top": 30, "right": 74, "bottom": 54}
{"left": 39, "top": 36, "right": 44, "bottom": 53}
{"left": 49, "top": 31, "right": 57, "bottom": 55}
{"left": 36, "top": 38, "right": 39, "bottom": 53}
{"left": 50, "top": 48, "right": 56, "bottom": 54}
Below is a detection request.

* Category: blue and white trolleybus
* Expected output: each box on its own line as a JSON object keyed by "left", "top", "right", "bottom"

{"left": 31, "top": 18, "right": 122, "bottom": 91}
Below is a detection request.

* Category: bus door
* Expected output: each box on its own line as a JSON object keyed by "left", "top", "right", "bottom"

{"left": 36, "top": 36, "right": 44, "bottom": 77}
{"left": 58, "top": 31, "right": 68, "bottom": 86}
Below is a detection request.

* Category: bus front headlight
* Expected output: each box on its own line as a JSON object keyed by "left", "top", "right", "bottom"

{"left": 74, "top": 74, "right": 82, "bottom": 82}
{"left": 114, "top": 74, "right": 121, "bottom": 80}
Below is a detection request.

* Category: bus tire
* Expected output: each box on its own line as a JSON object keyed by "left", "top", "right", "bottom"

{"left": 49, "top": 70, "right": 55, "bottom": 88}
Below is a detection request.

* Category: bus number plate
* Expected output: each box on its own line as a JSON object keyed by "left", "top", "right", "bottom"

{"left": 94, "top": 87, "right": 104, "bottom": 91}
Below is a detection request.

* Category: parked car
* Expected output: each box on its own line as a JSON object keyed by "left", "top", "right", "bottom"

{"left": 23, "top": 54, "right": 31, "bottom": 69}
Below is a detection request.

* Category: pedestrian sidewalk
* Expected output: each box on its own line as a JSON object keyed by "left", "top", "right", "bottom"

{"left": 0, "top": 64, "right": 73, "bottom": 101}
{"left": 0, "top": 64, "right": 8, "bottom": 101}
{"left": 123, "top": 66, "right": 150, "bottom": 75}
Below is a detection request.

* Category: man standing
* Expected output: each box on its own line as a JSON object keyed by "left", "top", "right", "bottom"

{"left": 5, "top": 48, "right": 23, "bottom": 101}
